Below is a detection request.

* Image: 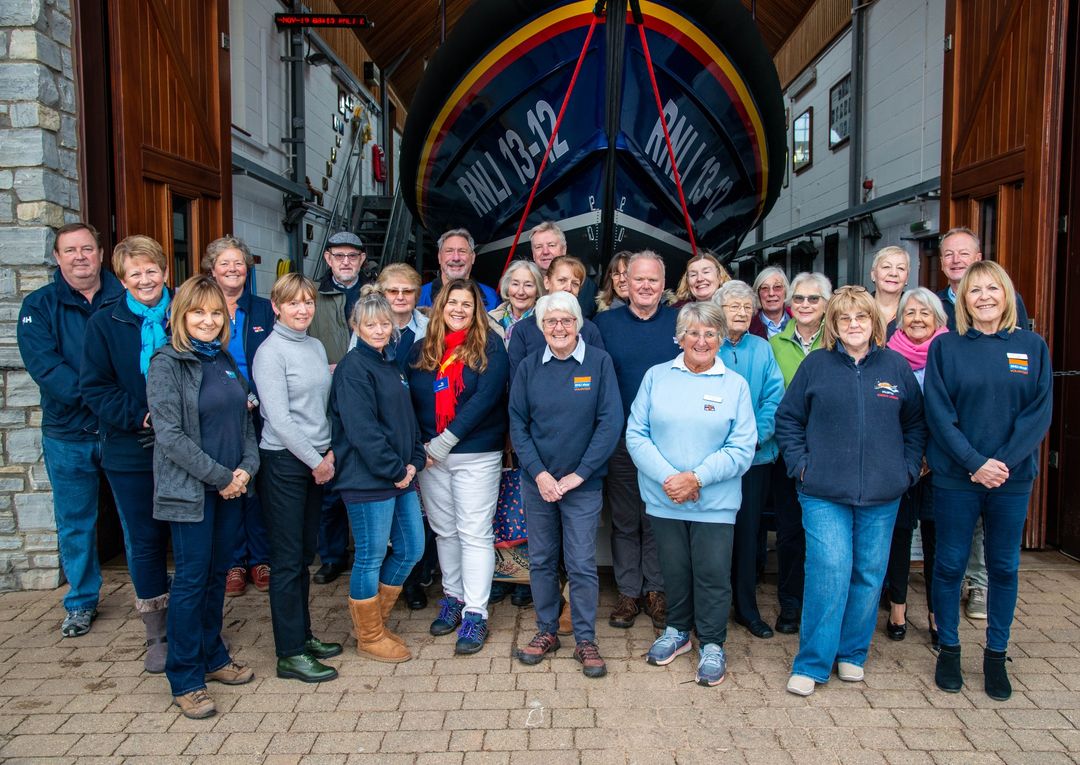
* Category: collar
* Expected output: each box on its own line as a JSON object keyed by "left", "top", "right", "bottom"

{"left": 542, "top": 337, "right": 586, "bottom": 364}
{"left": 947, "top": 285, "right": 957, "bottom": 304}
{"left": 626, "top": 303, "right": 664, "bottom": 322}
{"left": 964, "top": 327, "right": 1012, "bottom": 340}
{"left": 761, "top": 311, "right": 788, "bottom": 331}
{"left": 672, "top": 352, "right": 726, "bottom": 375}
{"left": 273, "top": 322, "right": 308, "bottom": 342}
{"left": 332, "top": 277, "right": 359, "bottom": 292}
{"left": 405, "top": 310, "right": 426, "bottom": 335}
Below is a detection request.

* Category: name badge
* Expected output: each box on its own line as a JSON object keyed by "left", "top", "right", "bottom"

{"left": 703, "top": 394, "right": 723, "bottom": 403}
{"left": 573, "top": 376, "right": 592, "bottom": 391}
{"left": 434, "top": 377, "right": 450, "bottom": 392}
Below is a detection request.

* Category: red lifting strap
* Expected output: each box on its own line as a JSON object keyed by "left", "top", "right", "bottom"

{"left": 502, "top": 11, "right": 601, "bottom": 276}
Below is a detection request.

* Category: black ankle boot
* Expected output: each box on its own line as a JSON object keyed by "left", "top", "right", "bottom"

{"left": 983, "top": 649, "right": 1012, "bottom": 701}
{"left": 935, "top": 644, "right": 963, "bottom": 692}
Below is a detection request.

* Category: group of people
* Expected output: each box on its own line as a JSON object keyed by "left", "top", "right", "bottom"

{"left": 18, "top": 219, "right": 1051, "bottom": 717}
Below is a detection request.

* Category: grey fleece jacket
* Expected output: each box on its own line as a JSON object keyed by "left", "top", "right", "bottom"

{"left": 146, "top": 345, "right": 260, "bottom": 523}
{"left": 251, "top": 323, "right": 332, "bottom": 468}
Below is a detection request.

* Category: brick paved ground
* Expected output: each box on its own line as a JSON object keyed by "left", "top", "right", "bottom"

{"left": 0, "top": 552, "right": 1078, "bottom": 764}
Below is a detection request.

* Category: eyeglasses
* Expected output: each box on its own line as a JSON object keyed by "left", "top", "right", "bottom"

{"left": 384, "top": 287, "right": 416, "bottom": 297}
{"left": 837, "top": 313, "right": 872, "bottom": 326}
{"left": 328, "top": 251, "right": 363, "bottom": 261}
{"left": 834, "top": 285, "right": 868, "bottom": 296}
{"left": 721, "top": 303, "right": 754, "bottom": 314}
{"left": 684, "top": 330, "right": 720, "bottom": 341}
{"left": 542, "top": 318, "right": 576, "bottom": 329}
{"left": 759, "top": 284, "right": 786, "bottom": 294}
{"left": 791, "top": 294, "right": 823, "bottom": 305}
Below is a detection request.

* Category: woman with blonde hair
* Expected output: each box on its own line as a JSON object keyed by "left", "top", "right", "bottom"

{"left": 147, "top": 275, "right": 260, "bottom": 718}
{"left": 406, "top": 279, "right": 509, "bottom": 654}
{"left": 869, "top": 245, "right": 911, "bottom": 335}
{"left": 668, "top": 251, "right": 731, "bottom": 307}
{"left": 776, "top": 285, "right": 926, "bottom": 696}
{"left": 925, "top": 261, "right": 1051, "bottom": 700}
{"left": 377, "top": 263, "right": 428, "bottom": 370}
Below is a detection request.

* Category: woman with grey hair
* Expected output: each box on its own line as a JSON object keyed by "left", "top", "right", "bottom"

{"left": 509, "top": 291, "right": 622, "bottom": 677}
{"left": 869, "top": 245, "right": 911, "bottom": 336}
{"left": 489, "top": 260, "right": 544, "bottom": 345}
{"left": 715, "top": 281, "right": 785, "bottom": 639}
{"left": 627, "top": 301, "right": 757, "bottom": 686}
{"left": 750, "top": 266, "right": 791, "bottom": 338}
{"left": 882, "top": 287, "right": 948, "bottom": 645}
{"left": 331, "top": 287, "right": 426, "bottom": 663}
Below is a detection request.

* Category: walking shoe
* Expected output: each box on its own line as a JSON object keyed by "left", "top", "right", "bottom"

{"left": 966, "top": 587, "right": 988, "bottom": 620}
{"left": 786, "top": 674, "right": 816, "bottom": 696}
{"left": 643, "top": 591, "right": 667, "bottom": 629}
{"left": 277, "top": 652, "right": 338, "bottom": 683}
{"left": 305, "top": 636, "right": 343, "bottom": 659}
{"left": 983, "top": 648, "right": 1012, "bottom": 701}
{"left": 733, "top": 613, "right": 774, "bottom": 639}
{"left": 430, "top": 597, "right": 465, "bottom": 636}
{"left": 488, "top": 581, "right": 511, "bottom": 605}
{"left": 205, "top": 660, "right": 254, "bottom": 685}
{"left": 646, "top": 626, "right": 691, "bottom": 666}
{"left": 454, "top": 612, "right": 489, "bottom": 655}
{"left": 61, "top": 608, "right": 96, "bottom": 638}
{"left": 174, "top": 688, "right": 216, "bottom": 719}
{"left": 511, "top": 584, "right": 534, "bottom": 607}
{"left": 775, "top": 608, "right": 800, "bottom": 634}
{"left": 837, "top": 662, "right": 864, "bottom": 682}
{"left": 225, "top": 566, "right": 247, "bottom": 597}
{"left": 574, "top": 640, "right": 607, "bottom": 678}
{"left": 313, "top": 560, "right": 346, "bottom": 584}
{"left": 695, "top": 643, "right": 727, "bottom": 687}
{"left": 249, "top": 564, "right": 270, "bottom": 592}
{"left": 517, "top": 631, "right": 559, "bottom": 665}
{"left": 608, "top": 594, "right": 640, "bottom": 629}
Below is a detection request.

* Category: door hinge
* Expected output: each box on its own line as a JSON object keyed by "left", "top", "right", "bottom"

{"left": 1049, "top": 450, "right": 1059, "bottom": 469}
{"left": 1061, "top": 215, "right": 1069, "bottom": 234}
{"left": 221, "top": 33, "right": 230, "bottom": 51}
{"left": 944, "top": 34, "right": 953, "bottom": 52}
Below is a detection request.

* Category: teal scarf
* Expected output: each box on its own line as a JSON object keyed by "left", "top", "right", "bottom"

{"left": 126, "top": 290, "right": 171, "bottom": 375}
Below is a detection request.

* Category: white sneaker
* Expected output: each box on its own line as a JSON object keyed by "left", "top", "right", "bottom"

{"left": 786, "top": 674, "right": 816, "bottom": 696}
{"left": 966, "top": 587, "right": 988, "bottom": 620}
{"left": 837, "top": 662, "right": 864, "bottom": 682}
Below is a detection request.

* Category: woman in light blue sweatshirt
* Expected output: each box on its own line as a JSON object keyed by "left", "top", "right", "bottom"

{"left": 626, "top": 302, "right": 757, "bottom": 687}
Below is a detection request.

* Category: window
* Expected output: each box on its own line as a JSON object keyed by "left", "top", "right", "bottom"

{"left": 793, "top": 108, "right": 813, "bottom": 174}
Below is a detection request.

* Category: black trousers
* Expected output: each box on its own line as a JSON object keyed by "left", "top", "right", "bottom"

{"left": 886, "top": 519, "right": 937, "bottom": 612}
{"left": 605, "top": 439, "right": 663, "bottom": 598}
{"left": 772, "top": 456, "right": 805, "bottom": 613}
{"left": 258, "top": 448, "right": 324, "bottom": 657}
{"left": 651, "top": 515, "right": 734, "bottom": 646}
{"left": 732, "top": 463, "right": 771, "bottom": 622}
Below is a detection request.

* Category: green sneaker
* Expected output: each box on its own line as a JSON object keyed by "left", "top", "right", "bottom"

{"left": 305, "top": 636, "right": 343, "bottom": 659}
{"left": 276, "top": 653, "right": 338, "bottom": 683}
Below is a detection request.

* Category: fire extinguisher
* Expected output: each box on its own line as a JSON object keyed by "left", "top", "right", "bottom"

{"left": 372, "top": 144, "right": 386, "bottom": 183}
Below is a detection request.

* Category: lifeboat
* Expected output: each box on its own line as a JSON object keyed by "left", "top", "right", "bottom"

{"left": 399, "top": 0, "right": 787, "bottom": 282}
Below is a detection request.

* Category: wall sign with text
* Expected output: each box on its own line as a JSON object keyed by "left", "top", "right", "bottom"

{"left": 829, "top": 75, "right": 851, "bottom": 150}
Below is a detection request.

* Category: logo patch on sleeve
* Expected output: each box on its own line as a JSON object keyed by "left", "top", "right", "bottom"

{"left": 1007, "top": 353, "right": 1028, "bottom": 374}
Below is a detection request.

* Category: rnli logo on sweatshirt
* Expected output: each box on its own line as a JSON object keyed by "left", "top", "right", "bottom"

{"left": 1007, "top": 353, "right": 1029, "bottom": 375}
{"left": 573, "top": 376, "right": 592, "bottom": 391}
{"left": 875, "top": 381, "right": 900, "bottom": 400}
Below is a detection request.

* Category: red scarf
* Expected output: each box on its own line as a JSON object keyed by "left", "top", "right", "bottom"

{"left": 435, "top": 329, "right": 468, "bottom": 433}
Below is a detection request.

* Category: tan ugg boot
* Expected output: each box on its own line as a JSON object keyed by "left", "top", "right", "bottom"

{"left": 378, "top": 583, "right": 406, "bottom": 646}
{"left": 349, "top": 596, "right": 411, "bottom": 663}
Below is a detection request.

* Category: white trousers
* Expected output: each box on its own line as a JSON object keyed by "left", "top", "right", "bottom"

{"left": 418, "top": 450, "right": 502, "bottom": 619}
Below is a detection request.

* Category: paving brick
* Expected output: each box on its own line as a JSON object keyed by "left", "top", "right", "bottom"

{"left": 380, "top": 730, "right": 452, "bottom": 753}
{"left": 897, "top": 728, "right": 973, "bottom": 751}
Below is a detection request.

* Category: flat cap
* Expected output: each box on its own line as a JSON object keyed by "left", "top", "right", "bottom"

{"left": 326, "top": 231, "right": 365, "bottom": 249}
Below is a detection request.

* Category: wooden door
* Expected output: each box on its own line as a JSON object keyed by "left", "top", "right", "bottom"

{"left": 107, "top": 0, "right": 232, "bottom": 282}
{"left": 940, "top": 0, "right": 1070, "bottom": 547}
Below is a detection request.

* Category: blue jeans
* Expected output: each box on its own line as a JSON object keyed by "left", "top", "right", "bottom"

{"left": 41, "top": 436, "right": 104, "bottom": 612}
{"left": 522, "top": 481, "right": 602, "bottom": 642}
{"left": 345, "top": 490, "right": 424, "bottom": 600}
{"left": 104, "top": 469, "right": 171, "bottom": 601}
{"left": 318, "top": 489, "right": 349, "bottom": 565}
{"left": 794, "top": 493, "right": 899, "bottom": 683}
{"left": 933, "top": 487, "right": 1030, "bottom": 652}
{"left": 166, "top": 492, "right": 241, "bottom": 696}
{"left": 229, "top": 490, "right": 270, "bottom": 568}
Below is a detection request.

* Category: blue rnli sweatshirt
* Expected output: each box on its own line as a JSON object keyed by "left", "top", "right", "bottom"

{"left": 923, "top": 328, "right": 1052, "bottom": 493}
{"left": 507, "top": 315, "right": 606, "bottom": 381}
{"left": 592, "top": 304, "right": 679, "bottom": 427}
{"left": 774, "top": 344, "right": 927, "bottom": 506}
{"left": 626, "top": 355, "right": 757, "bottom": 524}
{"left": 406, "top": 333, "right": 509, "bottom": 453}
{"left": 719, "top": 332, "right": 786, "bottom": 466}
{"left": 508, "top": 343, "right": 623, "bottom": 491}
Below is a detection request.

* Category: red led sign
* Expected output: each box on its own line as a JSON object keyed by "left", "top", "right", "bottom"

{"left": 274, "top": 14, "right": 371, "bottom": 29}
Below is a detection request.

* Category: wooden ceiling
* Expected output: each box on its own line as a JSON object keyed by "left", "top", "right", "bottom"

{"left": 337, "top": 0, "right": 816, "bottom": 109}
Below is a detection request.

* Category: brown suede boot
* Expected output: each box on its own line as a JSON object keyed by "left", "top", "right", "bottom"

{"left": 378, "top": 583, "right": 406, "bottom": 646}
{"left": 348, "top": 596, "right": 411, "bottom": 663}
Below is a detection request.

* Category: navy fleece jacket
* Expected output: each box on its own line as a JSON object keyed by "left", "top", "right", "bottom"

{"left": 923, "top": 328, "right": 1052, "bottom": 493}
{"left": 406, "top": 333, "right": 509, "bottom": 453}
{"left": 774, "top": 344, "right": 927, "bottom": 506}
{"left": 331, "top": 340, "right": 426, "bottom": 495}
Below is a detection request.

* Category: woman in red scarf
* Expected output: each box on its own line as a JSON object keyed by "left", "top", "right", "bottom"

{"left": 405, "top": 279, "right": 509, "bottom": 654}
{"left": 883, "top": 287, "right": 948, "bottom": 647}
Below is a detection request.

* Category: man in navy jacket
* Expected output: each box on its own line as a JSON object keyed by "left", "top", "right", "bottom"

{"left": 417, "top": 228, "right": 499, "bottom": 311}
{"left": 17, "top": 222, "right": 124, "bottom": 637}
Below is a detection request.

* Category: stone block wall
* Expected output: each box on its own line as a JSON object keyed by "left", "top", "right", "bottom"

{"left": 0, "top": 0, "right": 83, "bottom": 591}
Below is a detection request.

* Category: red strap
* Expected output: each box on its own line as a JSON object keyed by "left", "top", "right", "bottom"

{"left": 636, "top": 18, "right": 698, "bottom": 257}
{"left": 502, "top": 12, "right": 602, "bottom": 276}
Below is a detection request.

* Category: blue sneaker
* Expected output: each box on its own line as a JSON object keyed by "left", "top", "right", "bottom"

{"left": 696, "top": 643, "right": 727, "bottom": 686}
{"left": 454, "top": 612, "right": 489, "bottom": 655}
{"left": 646, "top": 626, "right": 691, "bottom": 666}
{"left": 430, "top": 597, "right": 465, "bottom": 636}
{"left": 61, "top": 608, "right": 97, "bottom": 638}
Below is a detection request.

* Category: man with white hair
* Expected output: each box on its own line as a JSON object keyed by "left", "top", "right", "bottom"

{"left": 418, "top": 228, "right": 499, "bottom": 311}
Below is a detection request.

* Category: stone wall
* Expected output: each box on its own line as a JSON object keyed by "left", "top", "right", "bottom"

{"left": 0, "top": 0, "right": 83, "bottom": 591}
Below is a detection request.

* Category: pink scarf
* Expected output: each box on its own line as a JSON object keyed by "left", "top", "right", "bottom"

{"left": 887, "top": 327, "right": 948, "bottom": 371}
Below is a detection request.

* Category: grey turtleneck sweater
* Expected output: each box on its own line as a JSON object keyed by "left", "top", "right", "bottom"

{"left": 251, "top": 322, "right": 332, "bottom": 468}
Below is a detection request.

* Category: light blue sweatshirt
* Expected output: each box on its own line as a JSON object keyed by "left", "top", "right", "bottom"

{"left": 626, "top": 353, "right": 757, "bottom": 524}
{"left": 718, "top": 332, "right": 785, "bottom": 466}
